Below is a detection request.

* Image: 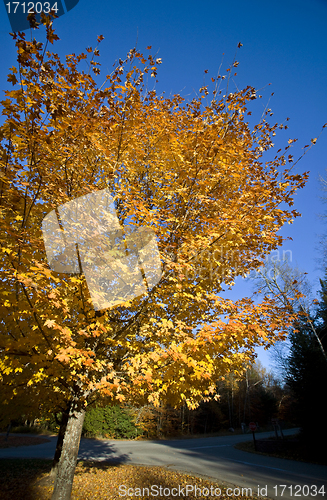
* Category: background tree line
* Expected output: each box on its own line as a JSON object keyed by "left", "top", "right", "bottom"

{"left": 1, "top": 360, "right": 295, "bottom": 439}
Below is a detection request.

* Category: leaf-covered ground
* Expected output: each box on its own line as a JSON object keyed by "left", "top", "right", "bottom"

{"left": 0, "top": 459, "right": 263, "bottom": 500}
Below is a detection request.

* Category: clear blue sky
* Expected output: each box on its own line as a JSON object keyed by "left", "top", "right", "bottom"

{"left": 1, "top": 0, "right": 326, "bottom": 371}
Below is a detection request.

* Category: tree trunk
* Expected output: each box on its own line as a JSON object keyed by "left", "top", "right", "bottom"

{"left": 51, "top": 401, "right": 86, "bottom": 500}
{"left": 50, "top": 403, "right": 71, "bottom": 478}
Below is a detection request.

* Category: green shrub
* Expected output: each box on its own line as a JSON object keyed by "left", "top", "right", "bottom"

{"left": 82, "top": 405, "right": 140, "bottom": 439}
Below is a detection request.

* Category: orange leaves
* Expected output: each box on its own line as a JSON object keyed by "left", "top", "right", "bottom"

{"left": 0, "top": 20, "right": 311, "bottom": 422}
{"left": 44, "top": 319, "right": 57, "bottom": 328}
{"left": 7, "top": 72, "right": 18, "bottom": 86}
{"left": 56, "top": 352, "right": 70, "bottom": 363}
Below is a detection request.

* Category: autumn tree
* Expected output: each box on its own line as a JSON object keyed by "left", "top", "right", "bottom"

{"left": 0, "top": 16, "right": 309, "bottom": 499}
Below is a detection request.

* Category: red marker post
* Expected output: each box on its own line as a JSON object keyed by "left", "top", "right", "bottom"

{"left": 249, "top": 421, "right": 257, "bottom": 451}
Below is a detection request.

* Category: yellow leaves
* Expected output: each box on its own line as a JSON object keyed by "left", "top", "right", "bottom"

{"left": 27, "top": 368, "right": 46, "bottom": 385}
{"left": 0, "top": 358, "right": 12, "bottom": 376}
{"left": 69, "top": 276, "right": 83, "bottom": 284}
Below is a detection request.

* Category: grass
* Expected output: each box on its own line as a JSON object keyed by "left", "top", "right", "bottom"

{"left": 0, "top": 458, "right": 265, "bottom": 500}
{"left": 9, "top": 425, "right": 54, "bottom": 435}
{"left": 235, "top": 434, "right": 327, "bottom": 466}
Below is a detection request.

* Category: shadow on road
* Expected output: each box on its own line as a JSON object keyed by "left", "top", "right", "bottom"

{"left": 78, "top": 438, "right": 131, "bottom": 462}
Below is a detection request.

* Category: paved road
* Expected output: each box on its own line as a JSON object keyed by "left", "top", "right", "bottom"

{"left": 1, "top": 428, "right": 326, "bottom": 499}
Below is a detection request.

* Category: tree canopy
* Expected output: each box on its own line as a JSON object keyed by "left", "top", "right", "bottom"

{"left": 0, "top": 16, "right": 309, "bottom": 499}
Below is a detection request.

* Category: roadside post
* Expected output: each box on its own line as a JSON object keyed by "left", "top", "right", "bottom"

{"left": 271, "top": 418, "right": 284, "bottom": 440}
{"left": 249, "top": 421, "right": 257, "bottom": 451}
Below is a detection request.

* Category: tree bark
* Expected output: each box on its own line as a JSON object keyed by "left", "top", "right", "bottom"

{"left": 50, "top": 403, "right": 71, "bottom": 478}
{"left": 51, "top": 401, "right": 86, "bottom": 500}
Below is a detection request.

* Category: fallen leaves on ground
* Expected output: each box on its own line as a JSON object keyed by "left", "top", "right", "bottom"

{"left": 0, "top": 459, "right": 263, "bottom": 500}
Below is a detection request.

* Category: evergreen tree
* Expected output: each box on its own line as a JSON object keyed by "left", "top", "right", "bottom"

{"left": 286, "top": 285, "right": 327, "bottom": 460}
{"left": 315, "top": 276, "right": 327, "bottom": 352}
